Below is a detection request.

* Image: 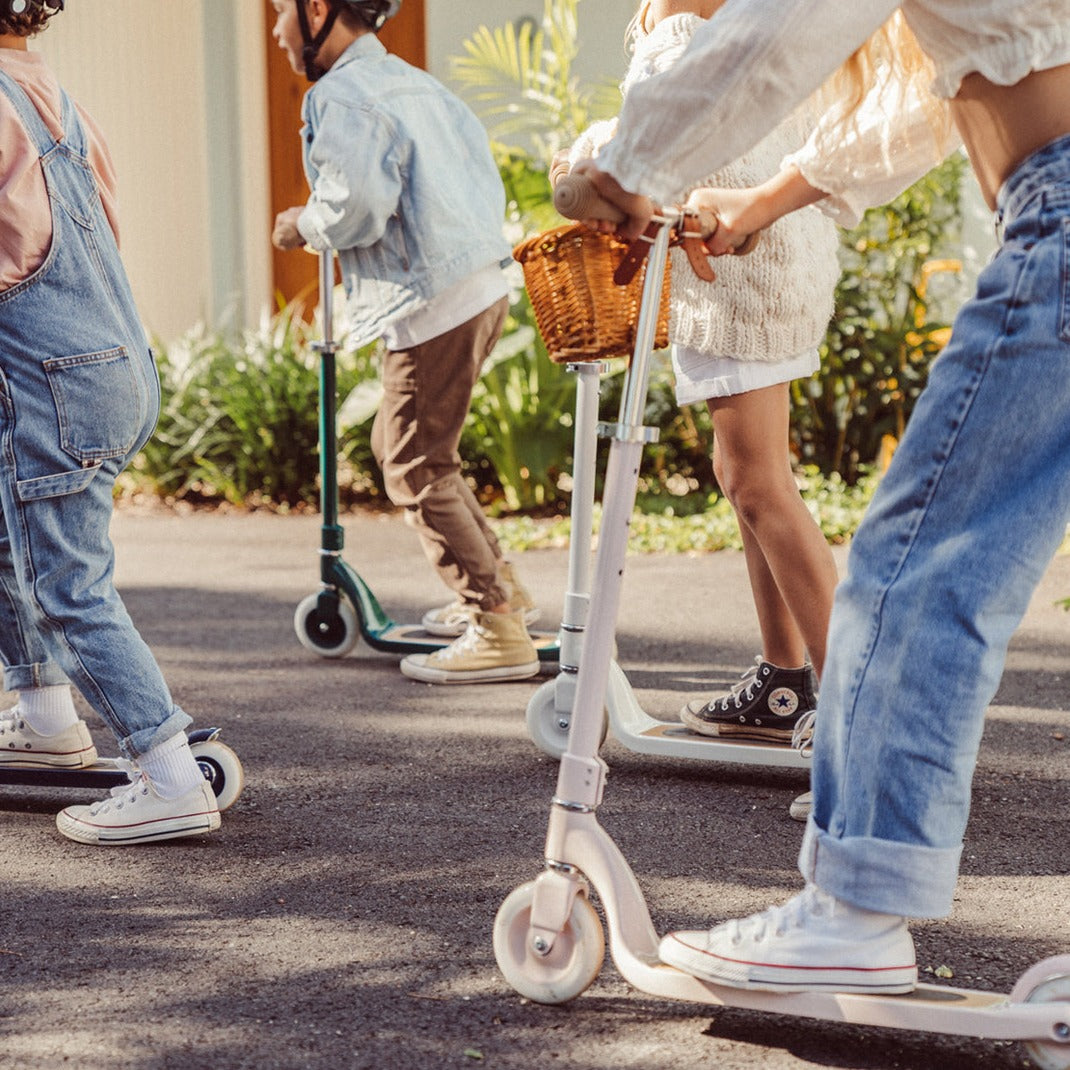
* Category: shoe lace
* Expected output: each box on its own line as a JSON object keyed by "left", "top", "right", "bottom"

{"left": 433, "top": 619, "right": 490, "bottom": 663}
{"left": 89, "top": 758, "right": 148, "bottom": 815}
{"left": 0, "top": 708, "right": 21, "bottom": 734}
{"left": 792, "top": 709, "right": 816, "bottom": 758}
{"left": 724, "top": 885, "right": 832, "bottom": 944}
{"left": 711, "top": 657, "right": 763, "bottom": 713}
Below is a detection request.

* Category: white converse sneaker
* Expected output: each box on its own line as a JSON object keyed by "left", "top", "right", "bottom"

{"left": 0, "top": 708, "right": 98, "bottom": 768}
{"left": 787, "top": 710, "right": 816, "bottom": 821}
{"left": 788, "top": 790, "right": 813, "bottom": 822}
{"left": 420, "top": 600, "right": 478, "bottom": 637}
{"left": 56, "top": 763, "right": 221, "bottom": 845}
{"left": 421, "top": 561, "right": 540, "bottom": 638}
{"left": 659, "top": 884, "right": 917, "bottom": 994}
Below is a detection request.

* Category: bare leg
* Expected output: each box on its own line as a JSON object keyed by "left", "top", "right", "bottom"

{"left": 708, "top": 383, "right": 837, "bottom": 677}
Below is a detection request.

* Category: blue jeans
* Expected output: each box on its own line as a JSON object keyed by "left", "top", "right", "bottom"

{"left": 0, "top": 71, "right": 190, "bottom": 758}
{"left": 801, "top": 134, "right": 1070, "bottom": 918}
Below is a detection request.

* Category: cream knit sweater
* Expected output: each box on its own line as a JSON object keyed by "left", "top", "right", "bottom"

{"left": 568, "top": 13, "right": 840, "bottom": 362}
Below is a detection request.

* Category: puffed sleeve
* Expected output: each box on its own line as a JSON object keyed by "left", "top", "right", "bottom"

{"left": 596, "top": 0, "right": 901, "bottom": 204}
{"left": 783, "top": 75, "right": 961, "bottom": 227}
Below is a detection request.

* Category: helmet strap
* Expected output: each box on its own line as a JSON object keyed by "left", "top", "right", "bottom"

{"left": 295, "top": 0, "right": 341, "bottom": 82}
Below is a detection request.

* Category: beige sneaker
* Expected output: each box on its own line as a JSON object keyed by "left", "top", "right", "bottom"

{"left": 420, "top": 560, "right": 540, "bottom": 637}
{"left": 500, "top": 560, "right": 539, "bottom": 625}
{"left": 401, "top": 609, "right": 540, "bottom": 683}
{"left": 0, "top": 709, "right": 98, "bottom": 768}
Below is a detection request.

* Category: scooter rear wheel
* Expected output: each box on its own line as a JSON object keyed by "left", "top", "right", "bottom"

{"left": 493, "top": 880, "right": 604, "bottom": 1004}
{"left": 190, "top": 739, "right": 245, "bottom": 811}
{"left": 294, "top": 592, "right": 359, "bottom": 658}
{"left": 1010, "top": 956, "right": 1070, "bottom": 1069}
{"left": 526, "top": 681, "right": 608, "bottom": 760}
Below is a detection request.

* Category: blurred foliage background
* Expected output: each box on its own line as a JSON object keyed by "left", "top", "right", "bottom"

{"left": 129, "top": 0, "right": 975, "bottom": 550}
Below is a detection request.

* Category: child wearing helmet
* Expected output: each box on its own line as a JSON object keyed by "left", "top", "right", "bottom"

{"left": 271, "top": 0, "right": 542, "bottom": 685}
{"left": 0, "top": 0, "right": 223, "bottom": 843}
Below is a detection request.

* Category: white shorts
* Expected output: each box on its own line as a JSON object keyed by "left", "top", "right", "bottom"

{"left": 671, "top": 344, "right": 820, "bottom": 406}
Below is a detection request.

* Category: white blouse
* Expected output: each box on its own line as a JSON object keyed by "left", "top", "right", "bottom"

{"left": 596, "top": 0, "right": 1070, "bottom": 213}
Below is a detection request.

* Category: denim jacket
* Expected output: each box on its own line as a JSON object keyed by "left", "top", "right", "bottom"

{"left": 297, "top": 35, "right": 512, "bottom": 348}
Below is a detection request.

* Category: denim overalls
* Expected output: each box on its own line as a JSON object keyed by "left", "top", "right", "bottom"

{"left": 802, "top": 134, "right": 1070, "bottom": 918}
{"left": 0, "top": 70, "right": 189, "bottom": 757}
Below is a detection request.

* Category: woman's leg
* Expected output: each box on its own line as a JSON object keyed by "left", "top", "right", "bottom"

{"left": 709, "top": 383, "right": 838, "bottom": 676}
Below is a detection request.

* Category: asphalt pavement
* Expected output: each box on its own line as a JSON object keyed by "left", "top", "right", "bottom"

{"left": 1, "top": 506, "right": 1068, "bottom": 1070}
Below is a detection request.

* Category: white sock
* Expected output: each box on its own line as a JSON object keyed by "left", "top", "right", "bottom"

{"left": 18, "top": 685, "right": 80, "bottom": 737}
{"left": 137, "top": 732, "right": 204, "bottom": 799}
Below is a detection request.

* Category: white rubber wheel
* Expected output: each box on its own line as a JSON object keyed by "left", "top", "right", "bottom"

{"left": 525, "top": 681, "right": 608, "bottom": 760}
{"left": 1010, "top": 957, "right": 1070, "bottom": 1070}
{"left": 190, "top": 739, "right": 245, "bottom": 811}
{"left": 294, "top": 591, "right": 359, "bottom": 658}
{"left": 493, "top": 880, "right": 604, "bottom": 1004}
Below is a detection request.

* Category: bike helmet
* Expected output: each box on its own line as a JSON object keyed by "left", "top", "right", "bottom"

{"left": 7, "top": 0, "right": 63, "bottom": 12}
{"left": 296, "top": 0, "right": 401, "bottom": 82}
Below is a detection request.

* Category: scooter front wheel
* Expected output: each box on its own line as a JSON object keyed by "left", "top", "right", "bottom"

{"left": 525, "top": 680, "right": 608, "bottom": 760}
{"left": 190, "top": 739, "right": 244, "bottom": 811}
{"left": 1010, "top": 956, "right": 1070, "bottom": 1069}
{"left": 294, "top": 592, "right": 359, "bottom": 658}
{"left": 493, "top": 881, "right": 604, "bottom": 1004}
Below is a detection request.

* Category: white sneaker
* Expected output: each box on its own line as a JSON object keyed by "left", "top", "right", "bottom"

{"left": 788, "top": 710, "right": 815, "bottom": 821}
{"left": 56, "top": 764, "right": 220, "bottom": 845}
{"left": 0, "top": 709, "right": 98, "bottom": 768}
{"left": 421, "top": 561, "right": 540, "bottom": 637}
{"left": 420, "top": 600, "right": 478, "bottom": 637}
{"left": 658, "top": 884, "right": 917, "bottom": 994}
{"left": 789, "top": 790, "right": 813, "bottom": 822}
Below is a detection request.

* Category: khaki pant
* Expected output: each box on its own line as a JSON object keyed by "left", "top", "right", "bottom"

{"left": 371, "top": 297, "right": 509, "bottom": 611}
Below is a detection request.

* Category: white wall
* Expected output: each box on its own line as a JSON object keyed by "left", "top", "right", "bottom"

{"left": 37, "top": 0, "right": 271, "bottom": 343}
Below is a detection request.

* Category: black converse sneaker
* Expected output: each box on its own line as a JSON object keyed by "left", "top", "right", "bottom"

{"left": 679, "top": 657, "right": 816, "bottom": 743}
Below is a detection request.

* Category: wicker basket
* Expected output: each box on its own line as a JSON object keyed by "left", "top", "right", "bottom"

{"left": 513, "top": 223, "right": 670, "bottom": 363}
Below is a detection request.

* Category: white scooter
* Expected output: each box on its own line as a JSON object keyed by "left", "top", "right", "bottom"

{"left": 494, "top": 175, "right": 1070, "bottom": 1070}
{"left": 523, "top": 354, "right": 807, "bottom": 771}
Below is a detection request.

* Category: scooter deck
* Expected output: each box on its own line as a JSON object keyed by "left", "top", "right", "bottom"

{"left": 605, "top": 663, "right": 810, "bottom": 767}
{"left": 0, "top": 760, "right": 131, "bottom": 790}
{"left": 646, "top": 964, "right": 1061, "bottom": 1041}
{"left": 367, "top": 623, "right": 560, "bottom": 662}
{"left": 631, "top": 721, "right": 811, "bottom": 765}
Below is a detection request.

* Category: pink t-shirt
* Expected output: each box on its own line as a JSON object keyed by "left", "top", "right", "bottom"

{"left": 0, "top": 48, "right": 119, "bottom": 291}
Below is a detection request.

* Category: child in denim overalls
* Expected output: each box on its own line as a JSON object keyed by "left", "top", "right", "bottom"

{"left": 270, "top": 0, "right": 541, "bottom": 685}
{"left": 0, "top": 1, "right": 221, "bottom": 844}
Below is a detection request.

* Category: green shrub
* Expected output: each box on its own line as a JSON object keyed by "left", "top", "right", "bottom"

{"left": 133, "top": 308, "right": 380, "bottom": 507}
{"left": 790, "top": 155, "right": 968, "bottom": 481}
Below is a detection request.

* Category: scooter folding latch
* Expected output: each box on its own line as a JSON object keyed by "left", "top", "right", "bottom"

{"left": 555, "top": 753, "right": 607, "bottom": 808}
{"left": 596, "top": 421, "right": 660, "bottom": 445}
{"left": 545, "top": 858, "right": 577, "bottom": 875}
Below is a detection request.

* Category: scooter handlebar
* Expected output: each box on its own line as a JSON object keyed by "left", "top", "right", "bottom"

{"left": 552, "top": 174, "right": 627, "bottom": 225}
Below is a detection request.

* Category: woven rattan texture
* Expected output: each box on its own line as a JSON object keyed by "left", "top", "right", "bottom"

{"left": 513, "top": 224, "right": 670, "bottom": 363}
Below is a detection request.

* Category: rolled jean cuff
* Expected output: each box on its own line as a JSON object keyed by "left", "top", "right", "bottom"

{"left": 799, "top": 817, "right": 962, "bottom": 919}
{"left": 119, "top": 707, "right": 192, "bottom": 761}
{"left": 3, "top": 661, "right": 71, "bottom": 693}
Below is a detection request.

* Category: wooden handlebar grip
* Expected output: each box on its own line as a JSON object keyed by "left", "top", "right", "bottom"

{"left": 553, "top": 174, "right": 627, "bottom": 224}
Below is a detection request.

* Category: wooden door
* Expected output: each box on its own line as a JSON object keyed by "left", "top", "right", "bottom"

{"left": 263, "top": 1, "right": 427, "bottom": 311}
